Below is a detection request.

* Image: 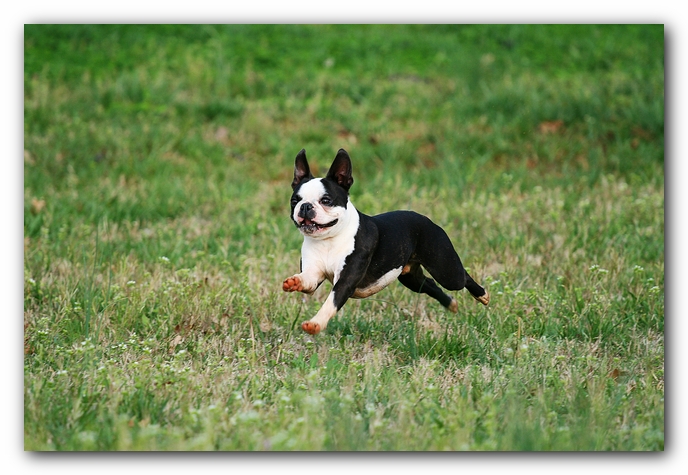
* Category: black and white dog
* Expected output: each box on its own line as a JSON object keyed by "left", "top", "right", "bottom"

{"left": 283, "top": 148, "right": 489, "bottom": 335}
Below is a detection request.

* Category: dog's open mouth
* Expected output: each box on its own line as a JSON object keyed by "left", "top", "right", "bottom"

{"left": 297, "top": 218, "right": 338, "bottom": 234}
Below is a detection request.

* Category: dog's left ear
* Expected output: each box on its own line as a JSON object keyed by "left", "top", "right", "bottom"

{"left": 326, "top": 149, "right": 354, "bottom": 191}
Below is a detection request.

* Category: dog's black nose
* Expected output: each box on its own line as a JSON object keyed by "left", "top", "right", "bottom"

{"left": 298, "top": 202, "right": 316, "bottom": 220}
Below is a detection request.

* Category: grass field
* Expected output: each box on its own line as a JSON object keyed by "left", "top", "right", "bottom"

{"left": 23, "top": 24, "right": 664, "bottom": 451}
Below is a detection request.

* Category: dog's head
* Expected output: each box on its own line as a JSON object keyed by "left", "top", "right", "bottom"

{"left": 289, "top": 148, "right": 354, "bottom": 238}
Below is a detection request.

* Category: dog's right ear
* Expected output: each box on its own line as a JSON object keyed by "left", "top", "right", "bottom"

{"left": 292, "top": 149, "right": 313, "bottom": 190}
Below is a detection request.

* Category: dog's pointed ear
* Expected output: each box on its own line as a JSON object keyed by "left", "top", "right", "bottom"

{"left": 292, "top": 149, "right": 313, "bottom": 190}
{"left": 326, "top": 149, "right": 354, "bottom": 191}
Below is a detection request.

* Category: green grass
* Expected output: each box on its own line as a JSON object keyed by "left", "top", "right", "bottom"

{"left": 23, "top": 24, "right": 664, "bottom": 451}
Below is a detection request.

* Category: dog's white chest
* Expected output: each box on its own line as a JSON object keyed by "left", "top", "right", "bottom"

{"left": 301, "top": 207, "right": 359, "bottom": 283}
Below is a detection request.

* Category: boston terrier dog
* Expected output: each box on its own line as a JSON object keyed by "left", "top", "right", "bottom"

{"left": 283, "top": 148, "right": 489, "bottom": 335}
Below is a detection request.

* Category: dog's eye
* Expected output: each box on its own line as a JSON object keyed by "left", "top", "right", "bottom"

{"left": 320, "top": 196, "right": 332, "bottom": 206}
{"left": 291, "top": 197, "right": 300, "bottom": 207}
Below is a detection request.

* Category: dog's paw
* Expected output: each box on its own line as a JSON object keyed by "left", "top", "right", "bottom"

{"left": 472, "top": 290, "right": 490, "bottom": 306}
{"left": 448, "top": 298, "right": 459, "bottom": 313}
{"left": 282, "top": 276, "right": 303, "bottom": 292}
{"left": 301, "top": 321, "right": 321, "bottom": 335}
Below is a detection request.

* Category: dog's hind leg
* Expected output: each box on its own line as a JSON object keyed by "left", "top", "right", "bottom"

{"left": 413, "top": 225, "right": 489, "bottom": 306}
{"left": 423, "top": 260, "right": 489, "bottom": 307}
{"left": 465, "top": 271, "right": 489, "bottom": 306}
{"left": 398, "top": 263, "right": 459, "bottom": 312}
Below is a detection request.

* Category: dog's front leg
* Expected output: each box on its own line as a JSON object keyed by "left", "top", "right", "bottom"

{"left": 301, "top": 290, "right": 339, "bottom": 335}
{"left": 301, "top": 254, "right": 371, "bottom": 335}
{"left": 282, "top": 266, "right": 324, "bottom": 294}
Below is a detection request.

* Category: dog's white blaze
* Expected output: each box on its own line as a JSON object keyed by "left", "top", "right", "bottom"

{"left": 352, "top": 266, "right": 403, "bottom": 298}
{"left": 295, "top": 179, "right": 326, "bottom": 205}
{"left": 293, "top": 179, "right": 341, "bottom": 227}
